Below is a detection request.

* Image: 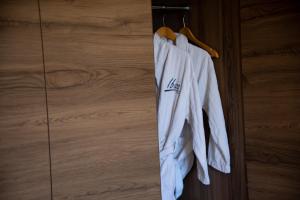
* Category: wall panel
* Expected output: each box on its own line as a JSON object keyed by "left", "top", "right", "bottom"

{"left": 0, "top": 0, "right": 51, "bottom": 199}
{"left": 240, "top": 0, "right": 300, "bottom": 199}
{"left": 39, "top": 0, "right": 161, "bottom": 199}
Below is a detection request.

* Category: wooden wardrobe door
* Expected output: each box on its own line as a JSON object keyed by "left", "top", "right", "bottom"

{"left": 0, "top": 1, "right": 51, "bottom": 200}
{"left": 39, "top": 0, "right": 161, "bottom": 199}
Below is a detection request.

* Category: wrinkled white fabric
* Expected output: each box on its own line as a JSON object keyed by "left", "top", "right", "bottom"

{"left": 153, "top": 33, "right": 209, "bottom": 200}
{"left": 174, "top": 34, "right": 231, "bottom": 182}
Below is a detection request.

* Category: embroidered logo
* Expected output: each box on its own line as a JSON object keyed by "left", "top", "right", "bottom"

{"left": 165, "top": 78, "right": 181, "bottom": 93}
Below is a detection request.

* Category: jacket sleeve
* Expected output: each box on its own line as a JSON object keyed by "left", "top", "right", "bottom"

{"left": 186, "top": 67, "right": 210, "bottom": 185}
{"left": 200, "top": 57, "right": 231, "bottom": 173}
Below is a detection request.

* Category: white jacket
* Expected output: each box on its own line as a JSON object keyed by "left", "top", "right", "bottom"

{"left": 153, "top": 33, "right": 208, "bottom": 200}
{"left": 175, "top": 34, "right": 231, "bottom": 185}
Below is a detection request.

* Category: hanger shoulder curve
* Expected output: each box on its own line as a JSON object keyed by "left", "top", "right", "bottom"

{"left": 179, "top": 27, "right": 220, "bottom": 58}
{"left": 156, "top": 26, "right": 177, "bottom": 42}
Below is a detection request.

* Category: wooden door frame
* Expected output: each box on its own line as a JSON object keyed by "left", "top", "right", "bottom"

{"left": 222, "top": 0, "right": 248, "bottom": 199}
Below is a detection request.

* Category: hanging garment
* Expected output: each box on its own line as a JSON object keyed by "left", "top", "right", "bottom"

{"left": 153, "top": 33, "right": 209, "bottom": 200}
{"left": 174, "top": 33, "right": 231, "bottom": 183}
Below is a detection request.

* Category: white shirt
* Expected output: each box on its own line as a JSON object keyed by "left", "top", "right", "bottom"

{"left": 153, "top": 33, "right": 208, "bottom": 200}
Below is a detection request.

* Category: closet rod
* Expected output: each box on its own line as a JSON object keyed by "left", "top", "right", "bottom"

{"left": 152, "top": 5, "right": 190, "bottom": 11}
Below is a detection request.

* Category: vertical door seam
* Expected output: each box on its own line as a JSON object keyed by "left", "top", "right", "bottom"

{"left": 37, "top": 0, "right": 53, "bottom": 199}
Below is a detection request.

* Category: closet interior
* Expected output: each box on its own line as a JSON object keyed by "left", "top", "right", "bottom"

{"left": 0, "top": 0, "right": 247, "bottom": 199}
{"left": 151, "top": 0, "right": 247, "bottom": 200}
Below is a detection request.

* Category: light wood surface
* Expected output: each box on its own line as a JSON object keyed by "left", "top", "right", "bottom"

{"left": 0, "top": 0, "right": 51, "bottom": 199}
{"left": 39, "top": 0, "right": 161, "bottom": 199}
{"left": 241, "top": 0, "right": 300, "bottom": 199}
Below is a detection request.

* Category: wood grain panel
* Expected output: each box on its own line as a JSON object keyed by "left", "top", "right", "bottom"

{"left": 241, "top": 0, "right": 300, "bottom": 199}
{"left": 39, "top": 0, "right": 161, "bottom": 199}
{"left": 39, "top": 0, "right": 152, "bottom": 36}
{"left": 0, "top": 0, "right": 51, "bottom": 199}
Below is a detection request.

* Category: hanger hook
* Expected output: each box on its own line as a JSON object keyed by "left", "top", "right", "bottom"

{"left": 162, "top": 14, "right": 166, "bottom": 26}
{"left": 183, "top": 15, "right": 186, "bottom": 27}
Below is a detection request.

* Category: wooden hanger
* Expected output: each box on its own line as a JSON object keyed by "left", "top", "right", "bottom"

{"left": 179, "top": 16, "right": 220, "bottom": 58}
{"left": 156, "top": 15, "right": 176, "bottom": 42}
